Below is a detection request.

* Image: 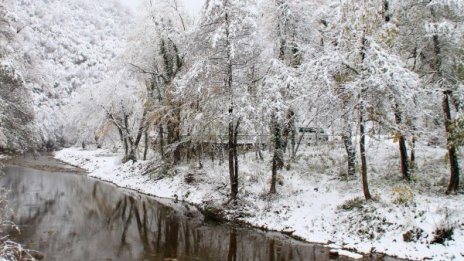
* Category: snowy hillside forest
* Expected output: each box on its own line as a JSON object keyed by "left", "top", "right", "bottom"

{"left": 2, "top": 0, "right": 464, "bottom": 259}
{"left": 1, "top": 0, "right": 131, "bottom": 151}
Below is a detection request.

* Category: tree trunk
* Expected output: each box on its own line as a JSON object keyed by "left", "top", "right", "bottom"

{"left": 159, "top": 126, "right": 165, "bottom": 159}
{"left": 225, "top": 10, "right": 238, "bottom": 202}
{"left": 116, "top": 127, "right": 128, "bottom": 159}
{"left": 166, "top": 109, "right": 181, "bottom": 165}
{"left": 282, "top": 109, "right": 295, "bottom": 156}
{"left": 398, "top": 136, "right": 410, "bottom": 181}
{"left": 167, "top": 125, "right": 181, "bottom": 165}
{"left": 342, "top": 118, "right": 356, "bottom": 176}
{"left": 233, "top": 120, "right": 240, "bottom": 199}
{"left": 443, "top": 92, "right": 460, "bottom": 194}
{"left": 399, "top": 135, "right": 411, "bottom": 182}
{"left": 290, "top": 124, "right": 296, "bottom": 157}
{"left": 126, "top": 140, "right": 137, "bottom": 162}
{"left": 173, "top": 144, "right": 181, "bottom": 165}
{"left": 342, "top": 133, "right": 356, "bottom": 177}
{"left": 359, "top": 99, "right": 372, "bottom": 200}
{"left": 124, "top": 110, "right": 148, "bottom": 163}
{"left": 394, "top": 104, "right": 410, "bottom": 182}
{"left": 228, "top": 121, "right": 237, "bottom": 200}
{"left": 292, "top": 131, "right": 306, "bottom": 160}
{"left": 410, "top": 135, "right": 416, "bottom": 170}
{"left": 123, "top": 138, "right": 128, "bottom": 159}
{"left": 127, "top": 151, "right": 137, "bottom": 162}
{"left": 211, "top": 144, "right": 215, "bottom": 164}
{"left": 143, "top": 131, "right": 148, "bottom": 161}
{"left": 198, "top": 144, "right": 203, "bottom": 169}
{"left": 186, "top": 141, "right": 191, "bottom": 163}
{"left": 432, "top": 29, "right": 460, "bottom": 194}
{"left": 173, "top": 117, "right": 181, "bottom": 165}
{"left": 270, "top": 158, "right": 277, "bottom": 194}
{"left": 358, "top": 33, "right": 372, "bottom": 200}
{"left": 270, "top": 113, "right": 283, "bottom": 194}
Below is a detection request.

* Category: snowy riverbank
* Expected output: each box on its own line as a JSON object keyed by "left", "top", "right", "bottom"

{"left": 55, "top": 139, "right": 464, "bottom": 260}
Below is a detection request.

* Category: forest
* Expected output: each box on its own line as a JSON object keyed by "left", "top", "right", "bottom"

{"left": 1, "top": 0, "right": 464, "bottom": 260}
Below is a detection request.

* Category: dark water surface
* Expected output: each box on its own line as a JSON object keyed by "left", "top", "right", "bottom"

{"left": 0, "top": 158, "right": 400, "bottom": 261}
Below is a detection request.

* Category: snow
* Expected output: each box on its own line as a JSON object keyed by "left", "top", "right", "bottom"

{"left": 333, "top": 249, "right": 363, "bottom": 259}
{"left": 55, "top": 137, "right": 464, "bottom": 260}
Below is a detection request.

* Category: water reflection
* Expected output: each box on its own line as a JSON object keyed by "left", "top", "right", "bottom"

{"left": 1, "top": 165, "right": 396, "bottom": 261}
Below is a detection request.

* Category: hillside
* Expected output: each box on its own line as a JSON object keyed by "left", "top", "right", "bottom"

{"left": 11, "top": 0, "right": 131, "bottom": 148}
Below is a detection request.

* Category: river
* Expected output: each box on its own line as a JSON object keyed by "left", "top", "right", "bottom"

{"left": 0, "top": 156, "right": 401, "bottom": 261}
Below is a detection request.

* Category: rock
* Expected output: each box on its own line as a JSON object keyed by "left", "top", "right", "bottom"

{"left": 329, "top": 250, "right": 339, "bottom": 259}
{"left": 202, "top": 204, "right": 227, "bottom": 223}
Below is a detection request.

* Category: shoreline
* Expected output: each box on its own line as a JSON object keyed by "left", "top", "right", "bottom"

{"left": 54, "top": 146, "right": 464, "bottom": 260}
{"left": 55, "top": 155, "right": 369, "bottom": 260}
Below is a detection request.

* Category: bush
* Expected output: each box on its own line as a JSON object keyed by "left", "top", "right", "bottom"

{"left": 431, "top": 227, "right": 454, "bottom": 244}
{"left": 266, "top": 174, "right": 284, "bottom": 187}
{"left": 202, "top": 202, "right": 227, "bottom": 223}
{"left": 431, "top": 208, "right": 455, "bottom": 245}
{"left": 391, "top": 184, "right": 414, "bottom": 205}
{"left": 339, "top": 197, "right": 364, "bottom": 211}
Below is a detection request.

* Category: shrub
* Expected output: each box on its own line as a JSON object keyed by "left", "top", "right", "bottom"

{"left": 391, "top": 184, "right": 414, "bottom": 205}
{"left": 431, "top": 227, "right": 454, "bottom": 244}
{"left": 431, "top": 208, "right": 455, "bottom": 245}
{"left": 202, "top": 202, "right": 227, "bottom": 223}
{"left": 339, "top": 197, "right": 364, "bottom": 211}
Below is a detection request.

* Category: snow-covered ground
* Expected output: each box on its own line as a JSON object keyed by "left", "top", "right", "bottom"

{"left": 55, "top": 137, "right": 464, "bottom": 260}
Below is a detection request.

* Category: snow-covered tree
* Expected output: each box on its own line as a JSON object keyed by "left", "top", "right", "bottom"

{"left": 177, "top": 0, "right": 260, "bottom": 201}
{"left": 310, "top": 0, "right": 420, "bottom": 199}
{"left": 72, "top": 0, "right": 190, "bottom": 163}
{"left": 119, "top": 0, "right": 189, "bottom": 164}
{"left": 396, "top": 0, "right": 464, "bottom": 194}
{"left": 257, "top": 0, "right": 324, "bottom": 193}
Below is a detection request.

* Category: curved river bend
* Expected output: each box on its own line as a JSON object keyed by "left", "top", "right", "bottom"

{"left": 0, "top": 158, "right": 401, "bottom": 261}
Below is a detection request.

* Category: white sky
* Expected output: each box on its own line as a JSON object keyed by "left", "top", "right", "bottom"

{"left": 118, "top": 0, "right": 205, "bottom": 16}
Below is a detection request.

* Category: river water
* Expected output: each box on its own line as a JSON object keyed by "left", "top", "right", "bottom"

{"left": 0, "top": 157, "right": 401, "bottom": 261}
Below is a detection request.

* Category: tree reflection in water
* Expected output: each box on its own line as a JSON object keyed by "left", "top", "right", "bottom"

{"left": 1, "top": 165, "right": 399, "bottom": 261}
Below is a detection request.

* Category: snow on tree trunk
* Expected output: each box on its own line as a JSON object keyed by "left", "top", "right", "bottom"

{"left": 394, "top": 103, "right": 411, "bottom": 182}
{"left": 359, "top": 97, "right": 372, "bottom": 200}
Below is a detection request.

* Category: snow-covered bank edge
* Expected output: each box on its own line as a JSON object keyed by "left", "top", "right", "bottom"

{"left": 54, "top": 148, "right": 367, "bottom": 260}
{"left": 0, "top": 155, "right": 10, "bottom": 162}
{"left": 55, "top": 147, "right": 464, "bottom": 260}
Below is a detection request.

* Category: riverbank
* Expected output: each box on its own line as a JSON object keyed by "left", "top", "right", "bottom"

{"left": 0, "top": 155, "right": 10, "bottom": 162}
{"left": 55, "top": 138, "right": 464, "bottom": 260}
{"left": 2, "top": 161, "right": 376, "bottom": 261}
